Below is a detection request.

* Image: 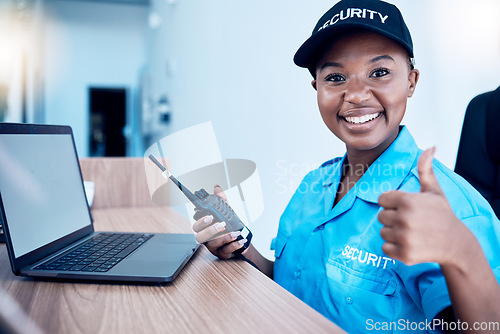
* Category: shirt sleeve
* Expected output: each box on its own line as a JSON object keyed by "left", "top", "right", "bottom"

{"left": 395, "top": 213, "right": 500, "bottom": 320}
{"left": 395, "top": 262, "right": 451, "bottom": 321}
{"left": 273, "top": 169, "right": 321, "bottom": 247}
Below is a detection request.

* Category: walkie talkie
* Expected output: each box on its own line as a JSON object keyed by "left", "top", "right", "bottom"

{"left": 148, "top": 155, "right": 252, "bottom": 255}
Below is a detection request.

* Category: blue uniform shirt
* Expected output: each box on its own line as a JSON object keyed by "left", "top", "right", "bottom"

{"left": 273, "top": 126, "right": 500, "bottom": 333}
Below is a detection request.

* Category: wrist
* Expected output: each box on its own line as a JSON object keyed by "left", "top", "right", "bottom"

{"left": 238, "top": 244, "right": 259, "bottom": 266}
{"left": 441, "top": 221, "right": 480, "bottom": 273}
{"left": 241, "top": 242, "right": 253, "bottom": 257}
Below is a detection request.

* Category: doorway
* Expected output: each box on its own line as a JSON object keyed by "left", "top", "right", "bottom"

{"left": 88, "top": 87, "right": 127, "bottom": 157}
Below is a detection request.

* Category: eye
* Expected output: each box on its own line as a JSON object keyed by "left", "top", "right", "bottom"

{"left": 325, "top": 73, "right": 346, "bottom": 83}
{"left": 370, "top": 68, "right": 390, "bottom": 78}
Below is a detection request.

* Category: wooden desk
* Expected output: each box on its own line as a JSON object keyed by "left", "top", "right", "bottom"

{"left": 0, "top": 207, "right": 344, "bottom": 334}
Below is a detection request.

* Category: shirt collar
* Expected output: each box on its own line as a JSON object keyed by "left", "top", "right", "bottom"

{"left": 356, "top": 125, "right": 419, "bottom": 203}
{"left": 321, "top": 155, "right": 346, "bottom": 188}
{"left": 321, "top": 126, "right": 420, "bottom": 205}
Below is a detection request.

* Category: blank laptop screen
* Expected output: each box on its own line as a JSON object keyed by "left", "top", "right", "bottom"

{"left": 0, "top": 134, "right": 91, "bottom": 258}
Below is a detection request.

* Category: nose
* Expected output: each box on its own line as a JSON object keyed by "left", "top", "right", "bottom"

{"left": 344, "top": 77, "right": 371, "bottom": 104}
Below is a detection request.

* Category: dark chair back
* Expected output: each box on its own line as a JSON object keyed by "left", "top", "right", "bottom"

{"left": 455, "top": 86, "right": 500, "bottom": 219}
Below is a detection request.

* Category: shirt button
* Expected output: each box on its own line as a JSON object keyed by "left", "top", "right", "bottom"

{"left": 294, "top": 270, "right": 301, "bottom": 278}
{"left": 346, "top": 296, "right": 353, "bottom": 304}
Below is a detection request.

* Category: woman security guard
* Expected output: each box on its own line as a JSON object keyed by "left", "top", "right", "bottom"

{"left": 192, "top": 0, "right": 500, "bottom": 333}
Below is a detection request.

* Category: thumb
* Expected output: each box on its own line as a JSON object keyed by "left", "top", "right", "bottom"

{"left": 417, "top": 147, "right": 442, "bottom": 194}
{"left": 214, "top": 185, "right": 228, "bottom": 202}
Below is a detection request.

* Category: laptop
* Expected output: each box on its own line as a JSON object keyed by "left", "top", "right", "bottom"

{"left": 0, "top": 123, "right": 199, "bottom": 283}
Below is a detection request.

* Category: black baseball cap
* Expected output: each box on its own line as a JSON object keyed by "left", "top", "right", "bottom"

{"left": 294, "top": 0, "right": 413, "bottom": 73}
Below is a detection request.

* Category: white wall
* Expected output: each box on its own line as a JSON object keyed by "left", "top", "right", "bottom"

{"left": 42, "top": 0, "right": 149, "bottom": 157}
{"left": 396, "top": 0, "right": 500, "bottom": 165}
{"left": 147, "top": 0, "right": 500, "bottom": 259}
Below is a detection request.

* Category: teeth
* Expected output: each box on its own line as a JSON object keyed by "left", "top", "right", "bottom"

{"left": 345, "top": 112, "right": 381, "bottom": 124}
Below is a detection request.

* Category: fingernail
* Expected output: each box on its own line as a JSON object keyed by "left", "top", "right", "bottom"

{"left": 230, "top": 231, "right": 241, "bottom": 238}
{"left": 204, "top": 215, "right": 213, "bottom": 224}
{"left": 214, "top": 222, "right": 226, "bottom": 231}
{"left": 238, "top": 238, "right": 247, "bottom": 245}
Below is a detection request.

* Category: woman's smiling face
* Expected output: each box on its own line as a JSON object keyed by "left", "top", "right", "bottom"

{"left": 313, "top": 31, "right": 419, "bottom": 155}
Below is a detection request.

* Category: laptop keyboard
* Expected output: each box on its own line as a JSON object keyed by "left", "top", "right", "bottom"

{"left": 34, "top": 233, "right": 153, "bottom": 272}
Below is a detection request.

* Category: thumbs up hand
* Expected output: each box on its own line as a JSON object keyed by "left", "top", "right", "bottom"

{"left": 378, "top": 147, "right": 468, "bottom": 266}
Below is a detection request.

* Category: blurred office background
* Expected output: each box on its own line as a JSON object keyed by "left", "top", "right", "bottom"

{"left": 1, "top": 0, "right": 499, "bottom": 258}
